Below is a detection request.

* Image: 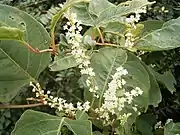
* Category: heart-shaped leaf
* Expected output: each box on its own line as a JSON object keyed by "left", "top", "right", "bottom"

{"left": 12, "top": 110, "right": 93, "bottom": 135}
{"left": 0, "top": 4, "right": 51, "bottom": 102}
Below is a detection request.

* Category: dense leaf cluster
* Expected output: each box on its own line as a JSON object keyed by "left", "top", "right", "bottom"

{"left": 0, "top": 0, "right": 180, "bottom": 135}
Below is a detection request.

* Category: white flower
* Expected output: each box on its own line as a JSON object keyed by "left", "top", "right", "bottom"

{"left": 32, "top": 88, "right": 36, "bottom": 92}
{"left": 132, "top": 106, "right": 137, "bottom": 112}
{"left": 119, "top": 113, "right": 132, "bottom": 125}
{"left": 58, "top": 105, "right": 63, "bottom": 111}
{"left": 77, "top": 102, "right": 83, "bottom": 111}
{"left": 135, "top": 87, "right": 143, "bottom": 95}
{"left": 43, "top": 100, "right": 48, "bottom": 105}
{"left": 154, "top": 121, "right": 163, "bottom": 129}
{"left": 47, "top": 90, "right": 51, "bottom": 94}
{"left": 165, "top": 119, "right": 173, "bottom": 125}
{"left": 83, "top": 101, "right": 90, "bottom": 111}
{"left": 86, "top": 79, "right": 91, "bottom": 87}
{"left": 36, "top": 92, "right": 40, "bottom": 97}
{"left": 89, "top": 87, "right": 94, "bottom": 92}
{"left": 121, "top": 79, "right": 126, "bottom": 85}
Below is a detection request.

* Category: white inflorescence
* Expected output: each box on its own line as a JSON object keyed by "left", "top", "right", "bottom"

{"left": 95, "top": 66, "right": 143, "bottom": 125}
{"left": 30, "top": 82, "right": 90, "bottom": 115}
{"left": 63, "top": 10, "right": 99, "bottom": 97}
{"left": 125, "top": 6, "right": 147, "bottom": 48}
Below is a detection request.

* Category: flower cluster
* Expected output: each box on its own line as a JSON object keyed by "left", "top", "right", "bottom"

{"left": 30, "top": 82, "right": 90, "bottom": 116}
{"left": 63, "top": 10, "right": 99, "bottom": 97}
{"left": 125, "top": 6, "right": 147, "bottom": 25}
{"left": 124, "top": 6, "right": 147, "bottom": 48}
{"left": 124, "top": 32, "right": 135, "bottom": 47}
{"left": 95, "top": 66, "right": 143, "bottom": 125}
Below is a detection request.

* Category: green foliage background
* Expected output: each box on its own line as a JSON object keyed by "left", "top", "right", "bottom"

{"left": 0, "top": 0, "right": 180, "bottom": 135}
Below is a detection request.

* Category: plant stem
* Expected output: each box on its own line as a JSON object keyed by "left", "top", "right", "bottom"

{"left": 0, "top": 103, "right": 44, "bottom": 109}
{"left": 96, "top": 27, "right": 104, "bottom": 43}
{"left": 23, "top": 41, "right": 40, "bottom": 54}
{"left": 96, "top": 42, "right": 119, "bottom": 47}
{"left": 51, "top": 31, "right": 57, "bottom": 55}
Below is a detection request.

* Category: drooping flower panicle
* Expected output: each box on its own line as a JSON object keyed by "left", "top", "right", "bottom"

{"left": 63, "top": 10, "right": 99, "bottom": 97}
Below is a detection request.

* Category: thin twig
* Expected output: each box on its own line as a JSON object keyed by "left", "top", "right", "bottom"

{"left": 23, "top": 41, "right": 55, "bottom": 54}
{"left": 51, "top": 31, "right": 58, "bottom": 55}
{"left": 96, "top": 42, "right": 119, "bottom": 47}
{"left": 0, "top": 103, "right": 44, "bottom": 109}
{"left": 23, "top": 41, "right": 40, "bottom": 54}
{"left": 96, "top": 27, "right": 104, "bottom": 43}
{"left": 39, "top": 49, "right": 54, "bottom": 53}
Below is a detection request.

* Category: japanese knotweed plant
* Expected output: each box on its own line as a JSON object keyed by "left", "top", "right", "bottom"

{"left": 0, "top": 0, "right": 180, "bottom": 135}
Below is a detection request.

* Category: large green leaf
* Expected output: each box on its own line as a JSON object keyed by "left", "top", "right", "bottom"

{"left": 164, "top": 121, "right": 180, "bottom": 135}
{"left": 87, "top": 48, "right": 150, "bottom": 111}
{"left": 12, "top": 110, "right": 93, "bottom": 135}
{"left": 90, "top": 48, "right": 128, "bottom": 107}
{"left": 135, "top": 17, "right": 180, "bottom": 51}
{"left": 71, "top": 0, "right": 154, "bottom": 27}
{"left": 71, "top": 3, "right": 97, "bottom": 26}
{"left": 0, "top": 4, "right": 51, "bottom": 102}
{"left": 49, "top": 55, "right": 78, "bottom": 71}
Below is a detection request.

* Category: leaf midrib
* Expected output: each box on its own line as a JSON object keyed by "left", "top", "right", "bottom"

{"left": 0, "top": 48, "right": 34, "bottom": 81}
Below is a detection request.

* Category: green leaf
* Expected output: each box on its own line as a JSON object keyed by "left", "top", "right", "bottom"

{"left": 104, "top": 22, "right": 127, "bottom": 34}
{"left": 72, "top": 0, "right": 154, "bottom": 27}
{"left": 90, "top": 48, "right": 128, "bottom": 107}
{"left": 135, "top": 17, "right": 180, "bottom": 51}
{"left": 12, "top": 110, "right": 93, "bottom": 135}
{"left": 87, "top": 48, "right": 150, "bottom": 112}
{"left": 152, "top": 70, "right": 176, "bottom": 94}
{"left": 140, "top": 64, "right": 162, "bottom": 106}
{"left": 139, "top": 20, "right": 164, "bottom": 36}
{"left": 71, "top": 3, "right": 97, "bottom": 26}
{"left": 88, "top": 0, "right": 115, "bottom": 16}
{"left": 124, "top": 53, "right": 150, "bottom": 108}
{"left": 93, "top": 131, "right": 103, "bottom": 135}
{"left": 136, "top": 114, "right": 156, "bottom": 135}
{"left": 49, "top": 55, "right": 78, "bottom": 71}
{"left": 75, "top": 110, "right": 89, "bottom": 120}
{"left": 0, "top": 26, "right": 24, "bottom": 41}
{"left": 83, "top": 27, "right": 99, "bottom": 39}
{"left": 51, "top": 0, "right": 90, "bottom": 32}
{"left": 164, "top": 121, "right": 180, "bottom": 135}
{"left": 0, "top": 4, "right": 51, "bottom": 102}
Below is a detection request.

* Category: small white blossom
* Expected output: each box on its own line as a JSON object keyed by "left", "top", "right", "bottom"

{"left": 119, "top": 113, "right": 132, "bottom": 125}
{"left": 165, "top": 119, "right": 173, "bottom": 125}
{"left": 47, "top": 90, "right": 51, "bottom": 94}
{"left": 154, "top": 121, "right": 163, "bottom": 129}
{"left": 83, "top": 101, "right": 90, "bottom": 111}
